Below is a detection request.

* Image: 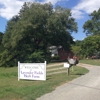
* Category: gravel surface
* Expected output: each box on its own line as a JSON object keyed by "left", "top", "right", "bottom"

{"left": 37, "top": 63, "right": 100, "bottom": 100}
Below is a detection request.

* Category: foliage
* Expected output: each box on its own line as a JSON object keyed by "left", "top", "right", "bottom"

{"left": 74, "top": 40, "right": 82, "bottom": 46}
{"left": 0, "top": 32, "right": 4, "bottom": 55}
{"left": 71, "top": 40, "right": 82, "bottom": 59}
{"left": 26, "top": 51, "right": 45, "bottom": 63}
{"left": 71, "top": 46, "right": 81, "bottom": 56}
{"left": 51, "top": 55, "right": 60, "bottom": 60}
{"left": 81, "top": 35, "right": 100, "bottom": 57}
{"left": 1, "top": 2, "right": 77, "bottom": 67}
{"left": 83, "top": 8, "right": 100, "bottom": 36}
{"left": 82, "top": 8, "right": 100, "bottom": 58}
{"left": 0, "top": 32, "right": 3, "bottom": 44}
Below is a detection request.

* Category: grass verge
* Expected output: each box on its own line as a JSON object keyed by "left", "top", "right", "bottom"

{"left": 79, "top": 59, "right": 100, "bottom": 66}
{"left": 0, "top": 64, "right": 88, "bottom": 100}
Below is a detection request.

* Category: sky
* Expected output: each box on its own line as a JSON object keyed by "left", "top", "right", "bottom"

{"left": 0, "top": 0, "right": 100, "bottom": 40}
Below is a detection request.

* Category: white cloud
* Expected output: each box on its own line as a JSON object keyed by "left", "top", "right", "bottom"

{"left": 43, "top": 0, "right": 58, "bottom": 5}
{"left": 0, "top": 0, "right": 69, "bottom": 20}
{"left": 43, "top": 0, "right": 69, "bottom": 5}
{"left": 71, "top": 0, "right": 100, "bottom": 19}
{"left": 1, "top": 0, "right": 100, "bottom": 20}
{"left": 0, "top": 0, "right": 35, "bottom": 20}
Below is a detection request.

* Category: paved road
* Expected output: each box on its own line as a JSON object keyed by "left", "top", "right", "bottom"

{"left": 37, "top": 63, "right": 100, "bottom": 100}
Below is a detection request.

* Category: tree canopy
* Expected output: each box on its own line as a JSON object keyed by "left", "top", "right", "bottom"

{"left": 83, "top": 8, "right": 100, "bottom": 36}
{"left": 71, "top": 40, "right": 82, "bottom": 58}
{"left": 82, "top": 8, "right": 100, "bottom": 58}
{"left": 81, "top": 35, "right": 100, "bottom": 57}
{"left": 1, "top": 2, "right": 77, "bottom": 67}
{"left": 0, "top": 32, "right": 4, "bottom": 54}
{"left": 0, "top": 32, "right": 3, "bottom": 45}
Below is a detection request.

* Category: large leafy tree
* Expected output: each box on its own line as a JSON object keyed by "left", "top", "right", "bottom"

{"left": 83, "top": 8, "right": 100, "bottom": 36}
{"left": 81, "top": 35, "right": 100, "bottom": 57}
{"left": 83, "top": 8, "right": 100, "bottom": 58}
{"left": 47, "top": 6, "right": 77, "bottom": 50}
{"left": 1, "top": 2, "right": 77, "bottom": 67}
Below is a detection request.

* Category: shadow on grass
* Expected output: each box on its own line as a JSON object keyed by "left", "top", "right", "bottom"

{"left": 71, "top": 73, "right": 85, "bottom": 76}
{"left": 76, "top": 73, "right": 85, "bottom": 75}
{"left": 46, "top": 76, "right": 52, "bottom": 80}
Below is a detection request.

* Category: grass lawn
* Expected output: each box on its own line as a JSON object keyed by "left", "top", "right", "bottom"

{"left": 0, "top": 64, "right": 88, "bottom": 100}
{"left": 80, "top": 59, "right": 100, "bottom": 66}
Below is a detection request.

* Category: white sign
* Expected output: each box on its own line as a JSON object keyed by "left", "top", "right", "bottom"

{"left": 64, "top": 63, "right": 70, "bottom": 68}
{"left": 18, "top": 61, "right": 46, "bottom": 81}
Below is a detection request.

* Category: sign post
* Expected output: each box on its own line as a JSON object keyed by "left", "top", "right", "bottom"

{"left": 64, "top": 58, "right": 76, "bottom": 76}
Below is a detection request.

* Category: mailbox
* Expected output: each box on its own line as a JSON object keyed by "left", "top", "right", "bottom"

{"left": 68, "top": 58, "right": 75, "bottom": 65}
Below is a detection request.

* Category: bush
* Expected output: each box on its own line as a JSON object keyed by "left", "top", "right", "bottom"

{"left": 51, "top": 55, "right": 60, "bottom": 60}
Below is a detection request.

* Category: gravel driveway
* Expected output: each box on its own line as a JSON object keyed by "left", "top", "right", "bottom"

{"left": 37, "top": 63, "right": 100, "bottom": 100}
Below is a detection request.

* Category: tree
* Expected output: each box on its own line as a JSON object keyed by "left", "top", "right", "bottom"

{"left": 1, "top": 2, "right": 77, "bottom": 67}
{"left": 83, "top": 8, "right": 100, "bottom": 36}
{"left": 71, "top": 40, "right": 82, "bottom": 59}
{"left": 81, "top": 35, "right": 100, "bottom": 58}
{"left": 0, "top": 32, "right": 4, "bottom": 53}
{"left": 47, "top": 6, "right": 77, "bottom": 50}
{"left": 0, "top": 32, "right": 4, "bottom": 62}
{"left": 0, "top": 32, "right": 3, "bottom": 44}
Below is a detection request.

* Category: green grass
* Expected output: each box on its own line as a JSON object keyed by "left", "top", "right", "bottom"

{"left": 47, "top": 65, "right": 63, "bottom": 69}
{"left": 0, "top": 64, "right": 88, "bottom": 100}
{"left": 80, "top": 59, "right": 100, "bottom": 66}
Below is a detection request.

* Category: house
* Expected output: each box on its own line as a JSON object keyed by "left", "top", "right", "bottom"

{"left": 49, "top": 46, "right": 74, "bottom": 60}
{"left": 58, "top": 47, "right": 74, "bottom": 60}
{"left": 49, "top": 46, "right": 58, "bottom": 57}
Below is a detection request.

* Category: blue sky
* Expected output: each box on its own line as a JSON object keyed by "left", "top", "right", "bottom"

{"left": 0, "top": 0, "right": 100, "bottom": 40}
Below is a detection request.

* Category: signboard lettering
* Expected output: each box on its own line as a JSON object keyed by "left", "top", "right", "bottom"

{"left": 18, "top": 61, "right": 46, "bottom": 81}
